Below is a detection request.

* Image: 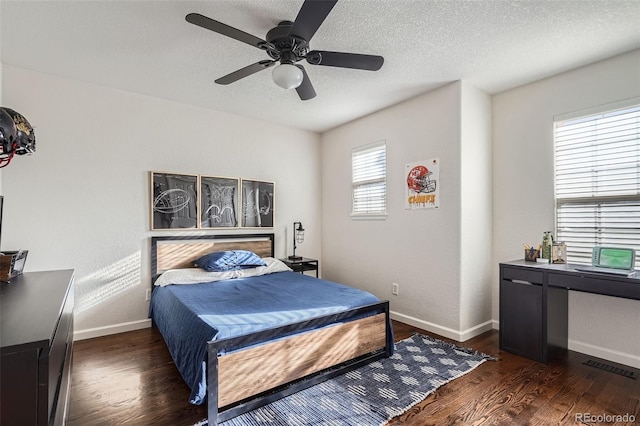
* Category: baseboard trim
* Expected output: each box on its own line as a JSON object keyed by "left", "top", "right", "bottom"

{"left": 74, "top": 319, "right": 152, "bottom": 341}
{"left": 569, "top": 339, "right": 640, "bottom": 369}
{"left": 459, "top": 320, "right": 495, "bottom": 341}
{"left": 390, "top": 311, "right": 493, "bottom": 342}
{"left": 492, "top": 321, "right": 639, "bottom": 368}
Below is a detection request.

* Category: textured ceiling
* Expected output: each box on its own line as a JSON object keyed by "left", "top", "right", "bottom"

{"left": 1, "top": 0, "right": 639, "bottom": 133}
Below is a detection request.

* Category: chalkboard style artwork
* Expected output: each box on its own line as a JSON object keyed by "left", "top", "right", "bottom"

{"left": 151, "top": 172, "right": 198, "bottom": 230}
{"left": 241, "top": 180, "right": 274, "bottom": 228}
{"left": 200, "top": 176, "right": 239, "bottom": 228}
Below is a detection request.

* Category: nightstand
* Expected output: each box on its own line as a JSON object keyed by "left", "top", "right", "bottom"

{"left": 280, "top": 257, "right": 319, "bottom": 278}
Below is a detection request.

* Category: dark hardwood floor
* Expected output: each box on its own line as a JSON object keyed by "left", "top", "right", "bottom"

{"left": 67, "top": 321, "right": 640, "bottom": 425}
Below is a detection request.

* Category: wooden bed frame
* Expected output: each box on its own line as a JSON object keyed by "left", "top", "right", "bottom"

{"left": 150, "top": 233, "right": 392, "bottom": 425}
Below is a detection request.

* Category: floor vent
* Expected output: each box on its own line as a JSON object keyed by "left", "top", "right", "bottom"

{"left": 583, "top": 360, "right": 638, "bottom": 380}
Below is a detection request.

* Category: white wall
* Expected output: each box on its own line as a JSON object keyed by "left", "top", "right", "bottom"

{"left": 321, "top": 82, "right": 493, "bottom": 340}
{"left": 1, "top": 66, "right": 321, "bottom": 338}
{"left": 492, "top": 49, "right": 640, "bottom": 368}
{"left": 460, "top": 82, "right": 493, "bottom": 334}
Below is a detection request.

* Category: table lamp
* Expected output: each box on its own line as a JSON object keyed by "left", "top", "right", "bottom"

{"left": 288, "top": 221, "right": 305, "bottom": 260}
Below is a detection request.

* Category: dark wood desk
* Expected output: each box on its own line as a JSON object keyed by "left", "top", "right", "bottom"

{"left": 499, "top": 260, "right": 639, "bottom": 363}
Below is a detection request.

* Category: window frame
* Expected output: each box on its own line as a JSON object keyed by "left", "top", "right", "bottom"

{"left": 553, "top": 97, "right": 640, "bottom": 265}
{"left": 351, "top": 140, "right": 387, "bottom": 220}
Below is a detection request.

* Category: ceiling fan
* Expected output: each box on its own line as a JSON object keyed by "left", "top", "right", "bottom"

{"left": 185, "top": 0, "right": 384, "bottom": 101}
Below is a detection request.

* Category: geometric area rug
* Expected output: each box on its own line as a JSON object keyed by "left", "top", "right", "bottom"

{"left": 194, "top": 333, "right": 494, "bottom": 426}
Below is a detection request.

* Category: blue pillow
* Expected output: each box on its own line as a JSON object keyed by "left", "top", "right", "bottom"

{"left": 194, "top": 250, "right": 266, "bottom": 272}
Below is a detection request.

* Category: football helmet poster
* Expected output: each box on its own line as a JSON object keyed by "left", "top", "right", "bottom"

{"left": 405, "top": 159, "right": 439, "bottom": 210}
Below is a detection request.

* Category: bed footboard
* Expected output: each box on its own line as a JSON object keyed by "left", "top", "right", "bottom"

{"left": 207, "top": 301, "right": 392, "bottom": 425}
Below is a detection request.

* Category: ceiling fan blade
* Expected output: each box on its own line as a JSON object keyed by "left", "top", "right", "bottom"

{"left": 289, "top": 0, "right": 338, "bottom": 42}
{"left": 295, "top": 65, "right": 316, "bottom": 101}
{"left": 215, "top": 60, "right": 276, "bottom": 85}
{"left": 306, "top": 50, "right": 384, "bottom": 71}
{"left": 186, "top": 13, "right": 270, "bottom": 50}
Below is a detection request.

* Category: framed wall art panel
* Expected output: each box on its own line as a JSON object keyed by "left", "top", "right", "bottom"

{"left": 151, "top": 171, "right": 198, "bottom": 230}
{"left": 241, "top": 179, "right": 274, "bottom": 228}
{"left": 200, "top": 176, "right": 239, "bottom": 228}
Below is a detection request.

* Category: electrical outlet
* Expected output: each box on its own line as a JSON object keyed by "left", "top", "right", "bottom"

{"left": 145, "top": 288, "right": 152, "bottom": 301}
{"left": 392, "top": 282, "right": 399, "bottom": 295}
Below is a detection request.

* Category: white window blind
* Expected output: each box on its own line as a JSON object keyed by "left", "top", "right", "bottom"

{"left": 554, "top": 101, "right": 640, "bottom": 264}
{"left": 352, "top": 141, "right": 387, "bottom": 217}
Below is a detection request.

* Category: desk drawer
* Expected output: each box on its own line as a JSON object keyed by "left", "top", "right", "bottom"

{"left": 501, "top": 266, "right": 544, "bottom": 284}
{"left": 548, "top": 272, "right": 640, "bottom": 300}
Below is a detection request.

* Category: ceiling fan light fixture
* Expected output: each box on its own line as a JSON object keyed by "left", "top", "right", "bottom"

{"left": 272, "top": 63, "right": 303, "bottom": 90}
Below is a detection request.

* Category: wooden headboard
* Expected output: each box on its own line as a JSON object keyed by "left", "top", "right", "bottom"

{"left": 150, "top": 233, "right": 275, "bottom": 283}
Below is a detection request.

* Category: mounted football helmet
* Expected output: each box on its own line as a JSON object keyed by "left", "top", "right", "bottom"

{"left": 0, "top": 107, "right": 17, "bottom": 157}
{"left": 2, "top": 107, "right": 36, "bottom": 155}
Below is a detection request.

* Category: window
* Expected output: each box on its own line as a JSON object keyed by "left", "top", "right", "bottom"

{"left": 554, "top": 99, "right": 640, "bottom": 264}
{"left": 352, "top": 140, "right": 387, "bottom": 218}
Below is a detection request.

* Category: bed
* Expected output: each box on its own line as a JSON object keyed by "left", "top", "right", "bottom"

{"left": 149, "top": 233, "right": 393, "bottom": 425}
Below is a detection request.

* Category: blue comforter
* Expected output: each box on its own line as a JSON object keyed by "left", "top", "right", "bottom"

{"left": 149, "top": 271, "right": 382, "bottom": 404}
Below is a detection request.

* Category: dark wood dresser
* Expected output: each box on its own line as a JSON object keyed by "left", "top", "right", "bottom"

{"left": 1, "top": 269, "right": 75, "bottom": 426}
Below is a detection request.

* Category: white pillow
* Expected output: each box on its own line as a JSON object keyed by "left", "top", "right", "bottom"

{"left": 154, "top": 268, "right": 239, "bottom": 287}
{"left": 154, "top": 257, "right": 292, "bottom": 286}
{"left": 236, "top": 257, "right": 293, "bottom": 278}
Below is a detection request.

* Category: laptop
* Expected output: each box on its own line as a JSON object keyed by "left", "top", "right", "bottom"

{"left": 574, "top": 246, "right": 637, "bottom": 278}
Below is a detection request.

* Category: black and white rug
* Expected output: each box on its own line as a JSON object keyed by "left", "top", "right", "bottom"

{"left": 194, "top": 333, "right": 494, "bottom": 426}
